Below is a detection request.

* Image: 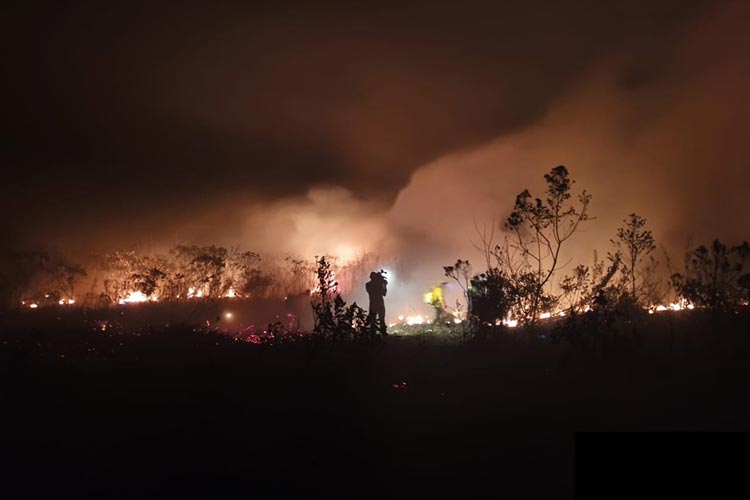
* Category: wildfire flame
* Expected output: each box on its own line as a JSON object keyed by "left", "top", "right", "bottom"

{"left": 395, "top": 314, "right": 429, "bottom": 326}
{"left": 649, "top": 299, "right": 695, "bottom": 314}
{"left": 118, "top": 291, "right": 155, "bottom": 304}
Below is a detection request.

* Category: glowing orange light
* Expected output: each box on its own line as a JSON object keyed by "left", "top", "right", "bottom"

{"left": 119, "top": 291, "right": 153, "bottom": 304}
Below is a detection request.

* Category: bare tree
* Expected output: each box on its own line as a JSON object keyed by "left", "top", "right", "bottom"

{"left": 506, "top": 166, "right": 592, "bottom": 323}
{"left": 443, "top": 259, "right": 472, "bottom": 311}
{"left": 101, "top": 251, "right": 142, "bottom": 303}
{"left": 611, "top": 213, "right": 656, "bottom": 301}
{"left": 172, "top": 245, "right": 228, "bottom": 299}
{"left": 472, "top": 217, "right": 497, "bottom": 270}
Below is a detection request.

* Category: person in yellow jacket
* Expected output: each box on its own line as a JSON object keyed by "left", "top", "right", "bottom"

{"left": 424, "top": 282, "right": 446, "bottom": 323}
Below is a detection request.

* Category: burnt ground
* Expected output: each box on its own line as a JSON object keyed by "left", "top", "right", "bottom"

{"left": 1, "top": 310, "right": 750, "bottom": 498}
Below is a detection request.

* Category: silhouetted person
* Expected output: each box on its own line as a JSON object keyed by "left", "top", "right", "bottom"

{"left": 366, "top": 271, "right": 388, "bottom": 337}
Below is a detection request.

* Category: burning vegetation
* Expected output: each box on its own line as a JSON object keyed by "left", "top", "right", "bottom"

{"left": 436, "top": 167, "right": 749, "bottom": 332}
{"left": 1, "top": 166, "right": 749, "bottom": 337}
{"left": 1, "top": 246, "right": 379, "bottom": 313}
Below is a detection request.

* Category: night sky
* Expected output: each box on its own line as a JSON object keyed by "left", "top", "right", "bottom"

{"left": 3, "top": 1, "right": 748, "bottom": 268}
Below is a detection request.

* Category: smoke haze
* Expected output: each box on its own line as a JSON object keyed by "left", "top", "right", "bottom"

{"left": 3, "top": 1, "right": 750, "bottom": 313}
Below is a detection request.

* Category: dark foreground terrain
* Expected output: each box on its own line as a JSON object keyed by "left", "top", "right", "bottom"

{"left": 2, "top": 310, "right": 750, "bottom": 498}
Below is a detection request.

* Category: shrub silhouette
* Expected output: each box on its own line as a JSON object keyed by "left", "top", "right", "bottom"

{"left": 468, "top": 268, "right": 514, "bottom": 325}
{"left": 671, "top": 240, "right": 750, "bottom": 312}
{"left": 311, "top": 256, "right": 369, "bottom": 340}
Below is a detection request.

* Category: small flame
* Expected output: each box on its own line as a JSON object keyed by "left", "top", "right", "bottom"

{"left": 405, "top": 315, "right": 426, "bottom": 325}
{"left": 650, "top": 299, "right": 694, "bottom": 313}
{"left": 119, "top": 291, "right": 155, "bottom": 304}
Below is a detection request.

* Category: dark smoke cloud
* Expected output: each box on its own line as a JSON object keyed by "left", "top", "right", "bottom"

{"left": 2, "top": 0, "right": 708, "bottom": 246}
